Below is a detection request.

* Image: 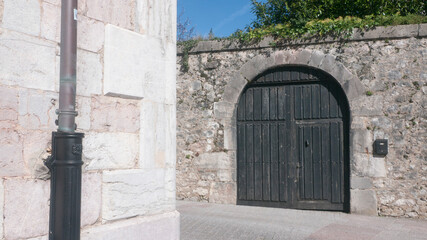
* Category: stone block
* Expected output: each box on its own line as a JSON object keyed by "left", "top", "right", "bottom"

{"left": 104, "top": 25, "right": 175, "bottom": 102}
{"left": 222, "top": 73, "right": 247, "bottom": 104}
{"left": 308, "top": 50, "right": 325, "bottom": 68}
{"left": 240, "top": 55, "right": 269, "bottom": 81}
{"left": 102, "top": 169, "right": 173, "bottom": 221}
{"left": 223, "top": 123, "right": 237, "bottom": 151}
{"left": 0, "top": 180, "right": 3, "bottom": 239}
{"left": 350, "top": 95, "right": 383, "bottom": 116}
{"left": 18, "top": 89, "right": 58, "bottom": 130}
{"left": 351, "top": 189, "right": 378, "bottom": 216}
{"left": 84, "top": 132, "right": 139, "bottom": 170}
{"left": 0, "top": 86, "right": 19, "bottom": 128}
{"left": 351, "top": 176, "right": 373, "bottom": 190}
{"left": 140, "top": 101, "right": 176, "bottom": 169}
{"left": 214, "top": 101, "right": 235, "bottom": 120}
{"left": 0, "top": 30, "right": 56, "bottom": 91}
{"left": 82, "top": 211, "right": 180, "bottom": 240}
{"left": 4, "top": 178, "right": 49, "bottom": 239}
{"left": 0, "top": 129, "right": 28, "bottom": 177}
{"left": 294, "top": 50, "right": 312, "bottom": 65}
{"left": 194, "top": 152, "right": 232, "bottom": 170}
{"left": 91, "top": 95, "right": 140, "bottom": 133}
{"left": 419, "top": 23, "right": 427, "bottom": 37}
{"left": 209, "top": 182, "right": 236, "bottom": 204}
{"left": 76, "top": 96, "right": 91, "bottom": 131}
{"left": 76, "top": 49, "right": 103, "bottom": 96}
{"left": 352, "top": 24, "right": 418, "bottom": 40}
{"left": 86, "top": 0, "right": 135, "bottom": 30}
{"left": 22, "top": 130, "right": 51, "bottom": 179}
{"left": 41, "top": 2, "right": 60, "bottom": 42}
{"left": 218, "top": 169, "right": 235, "bottom": 182}
{"left": 350, "top": 129, "right": 373, "bottom": 154}
{"left": 78, "top": 15, "right": 105, "bottom": 53}
{"left": 352, "top": 154, "right": 387, "bottom": 178}
{"left": 81, "top": 173, "right": 102, "bottom": 226}
{"left": 2, "top": 0, "right": 40, "bottom": 36}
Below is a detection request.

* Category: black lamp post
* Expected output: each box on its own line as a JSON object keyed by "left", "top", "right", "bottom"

{"left": 45, "top": 0, "right": 84, "bottom": 239}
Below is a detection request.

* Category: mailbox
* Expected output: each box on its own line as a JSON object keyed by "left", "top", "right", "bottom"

{"left": 373, "top": 139, "right": 388, "bottom": 156}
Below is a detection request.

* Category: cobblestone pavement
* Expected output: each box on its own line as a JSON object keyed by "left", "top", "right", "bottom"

{"left": 178, "top": 201, "right": 427, "bottom": 240}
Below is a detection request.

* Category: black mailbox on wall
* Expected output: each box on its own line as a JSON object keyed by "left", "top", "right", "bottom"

{"left": 374, "top": 139, "right": 388, "bottom": 156}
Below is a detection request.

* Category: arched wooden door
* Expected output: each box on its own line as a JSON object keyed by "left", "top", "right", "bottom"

{"left": 236, "top": 66, "right": 350, "bottom": 212}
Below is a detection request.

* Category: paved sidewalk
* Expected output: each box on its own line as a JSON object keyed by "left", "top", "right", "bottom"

{"left": 178, "top": 201, "right": 427, "bottom": 240}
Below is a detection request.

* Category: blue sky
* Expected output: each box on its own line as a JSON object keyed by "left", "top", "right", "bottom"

{"left": 177, "top": 0, "right": 255, "bottom": 38}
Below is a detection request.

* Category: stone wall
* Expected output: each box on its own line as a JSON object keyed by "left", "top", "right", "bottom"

{"left": 0, "top": 0, "right": 178, "bottom": 239}
{"left": 176, "top": 24, "right": 427, "bottom": 219}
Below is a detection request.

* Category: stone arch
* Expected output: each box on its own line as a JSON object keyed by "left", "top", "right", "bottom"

{"left": 218, "top": 49, "right": 364, "bottom": 152}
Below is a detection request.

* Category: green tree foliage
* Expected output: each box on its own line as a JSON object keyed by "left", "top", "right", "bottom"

{"left": 232, "top": 0, "right": 426, "bottom": 41}
{"left": 251, "top": 0, "right": 426, "bottom": 29}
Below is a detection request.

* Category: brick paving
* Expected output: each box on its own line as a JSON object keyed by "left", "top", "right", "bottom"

{"left": 178, "top": 201, "right": 427, "bottom": 240}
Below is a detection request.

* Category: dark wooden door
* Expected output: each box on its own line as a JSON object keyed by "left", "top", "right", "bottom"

{"left": 237, "top": 66, "right": 349, "bottom": 212}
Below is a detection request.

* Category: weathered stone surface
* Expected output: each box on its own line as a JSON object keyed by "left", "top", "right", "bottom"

{"left": 86, "top": 0, "right": 135, "bottom": 30}
{"left": 350, "top": 129, "right": 373, "bottom": 154}
{"left": 136, "top": 0, "right": 177, "bottom": 44}
{"left": 102, "top": 169, "right": 173, "bottom": 221}
{"left": 0, "top": 86, "right": 18, "bottom": 128}
{"left": 105, "top": 25, "right": 175, "bottom": 102}
{"left": 351, "top": 95, "right": 384, "bottom": 116}
{"left": 84, "top": 132, "right": 139, "bottom": 170}
{"left": 82, "top": 211, "right": 180, "bottom": 240}
{"left": 0, "top": 179, "right": 3, "bottom": 239}
{"left": 2, "top": 0, "right": 40, "bottom": 36}
{"left": 82, "top": 173, "right": 102, "bottom": 226}
{"left": 78, "top": 15, "right": 105, "bottom": 53}
{"left": 419, "top": 23, "right": 427, "bottom": 37}
{"left": 352, "top": 25, "right": 418, "bottom": 40}
{"left": 0, "top": 30, "right": 56, "bottom": 91}
{"left": 353, "top": 154, "right": 387, "bottom": 178}
{"left": 22, "top": 130, "right": 51, "bottom": 179}
{"left": 4, "top": 178, "right": 49, "bottom": 239}
{"left": 209, "top": 182, "right": 237, "bottom": 204}
{"left": 351, "top": 176, "right": 374, "bottom": 190}
{"left": 40, "top": 2, "right": 60, "bottom": 42}
{"left": 194, "top": 152, "right": 232, "bottom": 170}
{"left": 76, "top": 49, "right": 103, "bottom": 96}
{"left": 351, "top": 190, "right": 378, "bottom": 216}
{"left": 91, "top": 95, "right": 140, "bottom": 133}
{"left": 140, "top": 101, "right": 176, "bottom": 169}
{"left": 18, "top": 89, "right": 57, "bottom": 130}
{"left": 0, "top": 129, "right": 28, "bottom": 177}
{"left": 76, "top": 96, "right": 91, "bottom": 131}
{"left": 213, "top": 102, "right": 234, "bottom": 120}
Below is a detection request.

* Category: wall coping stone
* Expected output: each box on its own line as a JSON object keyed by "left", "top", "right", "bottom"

{"left": 177, "top": 23, "right": 427, "bottom": 55}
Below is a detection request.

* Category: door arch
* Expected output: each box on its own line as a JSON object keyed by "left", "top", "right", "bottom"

{"left": 236, "top": 65, "right": 350, "bottom": 212}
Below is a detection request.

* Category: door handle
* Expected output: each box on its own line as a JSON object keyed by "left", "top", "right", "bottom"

{"left": 305, "top": 140, "right": 310, "bottom": 147}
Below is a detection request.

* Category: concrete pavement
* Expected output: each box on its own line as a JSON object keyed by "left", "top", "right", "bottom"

{"left": 178, "top": 201, "right": 427, "bottom": 240}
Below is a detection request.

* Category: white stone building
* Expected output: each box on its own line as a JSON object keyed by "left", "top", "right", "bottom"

{"left": 0, "top": 0, "right": 178, "bottom": 239}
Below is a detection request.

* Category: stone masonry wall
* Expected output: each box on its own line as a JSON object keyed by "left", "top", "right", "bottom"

{"left": 0, "top": 0, "right": 178, "bottom": 239}
{"left": 176, "top": 24, "right": 427, "bottom": 219}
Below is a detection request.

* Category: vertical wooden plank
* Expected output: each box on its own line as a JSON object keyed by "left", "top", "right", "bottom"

{"left": 266, "top": 72, "right": 273, "bottom": 82}
{"left": 320, "top": 84, "right": 329, "bottom": 119}
{"left": 237, "top": 124, "right": 247, "bottom": 200}
{"left": 279, "top": 123, "right": 287, "bottom": 202}
{"left": 270, "top": 124, "right": 279, "bottom": 201}
{"left": 262, "top": 88, "right": 270, "bottom": 120}
{"left": 270, "top": 88, "right": 278, "bottom": 120}
{"left": 237, "top": 92, "right": 245, "bottom": 121}
{"left": 253, "top": 88, "right": 262, "bottom": 121}
{"left": 329, "top": 85, "right": 339, "bottom": 118}
{"left": 312, "top": 126, "right": 322, "bottom": 200}
{"left": 278, "top": 86, "right": 286, "bottom": 120}
{"left": 312, "top": 85, "right": 320, "bottom": 119}
{"left": 303, "top": 126, "right": 313, "bottom": 200}
{"left": 282, "top": 70, "right": 290, "bottom": 81}
{"left": 246, "top": 89, "right": 254, "bottom": 121}
{"left": 321, "top": 124, "right": 331, "bottom": 201}
{"left": 294, "top": 86, "right": 302, "bottom": 120}
{"left": 298, "top": 126, "right": 304, "bottom": 200}
{"left": 246, "top": 124, "right": 254, "bottom": 200}
{"left": 300, "top": 69, "right": 308, "bottom": 80}
{"left": 339, "top": 121, "right": 345, "bottom": 203}
{"left": 254, "top": 124, "right": 263, "bottom": 200}
{"left": 330, "top": 122, "right": 341, "bottom": 203}
{"left": 262, "top": 124, "right": 271, "bottom": 201}
{"left": 291, "top": 71, "right": 299, "bottom": 81}
{"left": 303, "top": 86, "right": 312, "bottom": 119}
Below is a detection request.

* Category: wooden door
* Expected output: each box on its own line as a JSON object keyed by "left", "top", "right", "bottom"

{"left": 236, "top": 66, "right": 349, "bottom": 212}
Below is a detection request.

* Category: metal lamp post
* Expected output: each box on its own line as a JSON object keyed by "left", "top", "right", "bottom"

{"left": 45, "top": 0, "right": 84, "bottom": 239}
